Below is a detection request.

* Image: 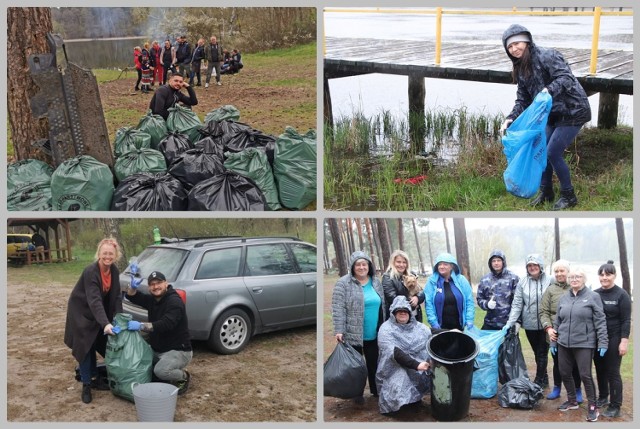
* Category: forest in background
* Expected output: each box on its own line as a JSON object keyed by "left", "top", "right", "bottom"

{"left": 51, "top": 7, "right": 316, "bottom": 53}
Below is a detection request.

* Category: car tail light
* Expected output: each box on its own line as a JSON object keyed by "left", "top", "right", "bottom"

{"left": 176, "top": 289, "right": 186, "bottom": 304}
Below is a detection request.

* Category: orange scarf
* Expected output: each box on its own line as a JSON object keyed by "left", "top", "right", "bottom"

{"left": 100, "top": 267, "right": 112, "bottom": 294}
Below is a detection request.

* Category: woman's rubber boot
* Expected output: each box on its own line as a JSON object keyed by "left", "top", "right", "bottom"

{"left": 530, "top": 186, "right": 555, "bottom": 207}
{"left": 552, "top": 187, "right": 578, "bottom": 211}
{"left": 547, "top": 385, "right": 561, "bottom": 400}
{"left": 576, "top": 388, "right": 583, "bottom": 404}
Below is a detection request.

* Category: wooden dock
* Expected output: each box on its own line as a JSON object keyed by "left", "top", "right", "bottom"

{"left": 324, "top": 37, "right": 633, "bottom": 128}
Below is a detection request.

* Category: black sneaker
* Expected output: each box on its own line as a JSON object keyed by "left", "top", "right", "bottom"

{"left": 558, "top": 400, "right": 579, "bottom": 411}
{"left": 177, "top": 370, "right": 190, "bottom": 395}
{"left": 82, "top": 384, "right": 92, "bottom": 403}
{"left": 602, "top": 406, "right": 621, "bottom": 418}
{"left": 586, "top": 404, "right": 599, "bottom": 422}
{"left": 595, "top": 397, "right": 609, "bottom": 408}
{"left": 90, "top": 377, "right": 110, "bottom": 391}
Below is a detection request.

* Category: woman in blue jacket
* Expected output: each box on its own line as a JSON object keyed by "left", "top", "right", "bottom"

{"left": 424, "top": 253, "right": 475, "bottom": 331}
{"left": 501, "top": 24, "right": 591, "bottom": 210}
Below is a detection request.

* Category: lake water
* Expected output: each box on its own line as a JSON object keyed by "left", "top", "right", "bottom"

{"left": 325, "top": 9, "right": 633, "bottom": 126}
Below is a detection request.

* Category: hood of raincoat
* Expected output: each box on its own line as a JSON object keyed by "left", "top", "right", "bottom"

{"left": 488, "top": 249, "right": 507, "bottom": 275}
{"left": 389, "top": 295, "right": 414, "bottom": 323}
{"left": 502, "top": 24, "right": 535, "bottom": 61}
{"left": 524, "top": 253, "right": 545, "bottom": 272}
{"left": 433, "top": 252, "right": 460, "bottom": 275}
{"left": 349, "top": 250, "right": 375, "bottom": 278}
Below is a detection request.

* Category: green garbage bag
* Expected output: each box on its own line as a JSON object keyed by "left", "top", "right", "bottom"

{"left": 114, "top": 148, "right": 168, "bottom": 182}
{"left": 114, "top": 126, "right": 152, "bottom": 158}
{"left": 166, "top": 104, "right": 203, "bottom": 144}
{"left": 204, "top": 105, "right": 241, "bottom": 123}
{"left": 7, "top": 183, "right": 52, "bottom": 211}
{"left": 51, "top": 155, "right": 114, "bottom": 211}
{"left": 105, "top": 313, "right": 153, "bottom": 402}
{"left": 224, "top": 148, "right": 281, "bottom": 211}
{"left": 136, "top": 110, "right": 168, "bottom": 150}
{"left": 273, "top": 127, "right": 317, "bottom": 210}
{"left": 7, "top": 159, "right": 54, "bottom": 193}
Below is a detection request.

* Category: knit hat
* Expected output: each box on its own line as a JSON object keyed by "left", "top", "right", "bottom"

{"left": 506, "top": 33, "right": 531, "bottom": 48}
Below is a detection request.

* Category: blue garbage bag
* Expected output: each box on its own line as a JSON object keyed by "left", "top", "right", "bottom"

{"left": 501, "top": 92, "right": 552, "bottom": 198}
{"left": 464, "top": 326, "right": 507, "bottom": 399}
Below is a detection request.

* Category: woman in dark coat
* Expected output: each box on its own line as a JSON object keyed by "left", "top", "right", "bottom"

{"left": 501, "top": 24, "right": 591, "bottom": 210}
{"left": 381, "top": 249, "right": 424, "bottom": 323}
{"left": 64, "top": 238, "right": 123, "bottom": 404}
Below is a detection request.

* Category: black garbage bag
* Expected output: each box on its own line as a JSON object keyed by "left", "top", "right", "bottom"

{"left": 111, "top": 172, "right": 188, "bottom": 211}
{"left": 7, "top": 183, "right": 52, "bottom": 211}
{"left": 113, "top": 126, "right": 152, "bottom": 158}
{"left": 323, "top": 342, "right": 367, "bottom": 399}
{"left": 166, "top": 104, "right": 203, "bottom": 144}
{"left": 136, "top": 110, "right": 168, "bottom": 149}
{"left": 196, "top": 119, "right": 252, "bottom": 144}
{"left": 224, "top": 128, "right": 277, "bottom": 165}
{"left": 50, "top": 155, "right": 114, "bottom": 211}
{"left": 157, "top": 131, "right": 193, "bottom": 167}
{"left": 187, "top": 171, "right": 268, "bottom": 211}
{"left": 224, "top": 148, "right": 281, "bottom": 211}
{"left": 7, "top": 159, "right": 54, "bottom": 193}
{"left": 499, "top": 329, "right": 529, "bottom": 384}
{"left": 273, "top": 127, "right": 317, "bottom": 210}
{"left": 114, "top": 148, "right": 167, "bottom": 182}
{"left": 204, "top": 105, "right": 241, "bottom": 123}
{"left": 168, "top": 148, "right": 225, "bottom": 190}
{"left": 194, "top": 136, "right": 225, "bottom": 160}
{"left": 497, "top": 377, "right": 544, "bottom": 409}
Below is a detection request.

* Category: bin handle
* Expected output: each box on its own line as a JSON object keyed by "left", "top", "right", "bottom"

{"left": 131, "top": 382, "right": 139, "bottom": 391}
{"left": 170, "top": 386, "right": 180, "bottom": 396}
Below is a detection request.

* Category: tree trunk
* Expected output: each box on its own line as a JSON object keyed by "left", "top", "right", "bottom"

{"left": 328, "top": 219, "right": 348, "bottom": 276}
{"left": 397, "top": 219, "right": 405, "bottom": 250}
{"left": 412, "top": 218, "right": 425, "bottom": 275}
{"left": 364, "top": 218, "right": 376, "bottom": 267}
{"left": 323, "top": 227, "right": 331, "bottom": 274}
{"left": 376, "top": 218, "right": 392, "bottom": 273}
{"left": 354, "top": 218, "right": 364, "bottom": 250}
{"left": 426, "top": 223, "right": 434, "bottom": 270}
{"left": 345, "top": 218, "right": 356, "bottom": 255}
{"left": 371, "top": 219, "right": 383, "bottom": 272}
{"left": 615, "top": 218, "right": 631, "bottom": 295}
{"left": 453, "top": 218, "right": 471, "bottom": 280}
{"left": 7, "top": 7, "right": 54, "bottom": 163}
{"left": 554, "top": 218, "right": 561, "bottom": 261}
{"left": 443, "top": 218, "right": 451, "bottom": 253}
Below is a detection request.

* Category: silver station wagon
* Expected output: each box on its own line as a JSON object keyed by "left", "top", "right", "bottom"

{"left": 120, "top": 236, "right": 317, "bottom": 354}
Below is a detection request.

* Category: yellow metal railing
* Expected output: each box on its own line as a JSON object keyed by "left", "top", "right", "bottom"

{"left": 324, "top": 7, "right": 633, "bottom": 75}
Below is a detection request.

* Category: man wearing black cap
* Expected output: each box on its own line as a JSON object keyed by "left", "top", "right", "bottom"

{"left": 126, "top": 270, "right": 192, "bottom": 394}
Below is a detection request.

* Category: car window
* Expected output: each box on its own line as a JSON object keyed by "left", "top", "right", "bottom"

{"left": 289, "top": 243, "right": 317, "bottom": 273}
{"left": 135, "top": 247, "right": 189, "bottom": 281}
{"left": 245, "top": 244, "right": 296, "bottom": 276}
{"left": 195, "top": 247, "right": 242, "bottom": 280}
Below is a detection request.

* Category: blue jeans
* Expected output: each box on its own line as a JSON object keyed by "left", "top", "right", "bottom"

{"left": 78, "top": 344, "right": 98, "bottom": 385}
{"left": 540, "top": 125, "right": 582, "bottom": 191}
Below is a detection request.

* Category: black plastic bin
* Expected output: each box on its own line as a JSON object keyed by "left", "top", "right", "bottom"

{"left": 427, "top": 330, "right": 479, "bottom": 421}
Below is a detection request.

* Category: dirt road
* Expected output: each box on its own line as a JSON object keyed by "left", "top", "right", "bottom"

{"left": 7, "top": 272, "right": 316, "bottom": 422}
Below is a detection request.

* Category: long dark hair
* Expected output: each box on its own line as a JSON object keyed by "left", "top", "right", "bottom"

{"left": 511, "top": 43, "right": 532, "bottom": 83}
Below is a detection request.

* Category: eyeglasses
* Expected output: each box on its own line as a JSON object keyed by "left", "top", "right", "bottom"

{"left": 568, "top": 275, "right": 584, "bottom": 280}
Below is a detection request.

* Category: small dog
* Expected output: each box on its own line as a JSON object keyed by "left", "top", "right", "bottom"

{"left": 402, "top": 274, "right": 422, "bottom": 296}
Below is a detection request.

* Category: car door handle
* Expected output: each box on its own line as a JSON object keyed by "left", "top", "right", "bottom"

{"left": 305, "top": 282, "right": 316, "bottom": 288}
{"left": 252, "top": 287, "right": 263, "bottom": 293}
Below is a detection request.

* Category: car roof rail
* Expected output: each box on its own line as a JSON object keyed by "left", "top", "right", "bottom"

{"left": 192, "top": 236, "right": 302, "bottom": 248}
{"left": 191, "top": 236, "right": 245, "bottom": 247}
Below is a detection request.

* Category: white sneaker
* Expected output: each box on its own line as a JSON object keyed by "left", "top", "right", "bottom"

{"left": 216, "top": 82, "right": 222, "bottom": 86}
{"left": 205, "top": 83, "right": 209, "bottom": 88}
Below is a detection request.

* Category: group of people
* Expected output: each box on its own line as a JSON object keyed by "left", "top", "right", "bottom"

{"left": 133, "top": 35, "right": 243, "bottom": 93}
{"left": 331, "top": 249, "right": 630, "bottom": 422}
{"left": 64, "top": 238, "right": 192, "bottom": 404}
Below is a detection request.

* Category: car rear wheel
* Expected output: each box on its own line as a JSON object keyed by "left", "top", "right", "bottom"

{"left": 208, "top": 308, "right": 252, "bottom": 354}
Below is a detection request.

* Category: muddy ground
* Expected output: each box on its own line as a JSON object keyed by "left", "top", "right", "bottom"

{"left": 7, "top": 272, "right": 317, "bottom": 422}
{"left": 323, "top": 275, "right": 633, "bottom": 423}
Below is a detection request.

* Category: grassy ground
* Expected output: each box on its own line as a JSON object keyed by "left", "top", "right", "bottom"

{"left": 324, "top": 111, "right": 633, "bottom": 211}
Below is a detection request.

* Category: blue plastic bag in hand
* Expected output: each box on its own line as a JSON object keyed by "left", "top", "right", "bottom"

{"left": 501, "top": 92, "right": 552, "bottom": 198}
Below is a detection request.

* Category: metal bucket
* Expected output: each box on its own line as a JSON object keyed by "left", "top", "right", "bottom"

{"left": 131, "top": 382, "right": 179, "bottom": 422}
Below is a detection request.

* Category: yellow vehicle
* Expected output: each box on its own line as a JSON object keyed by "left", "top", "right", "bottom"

{"left": 8, "top": 233, "right": 34, "bottom": 261}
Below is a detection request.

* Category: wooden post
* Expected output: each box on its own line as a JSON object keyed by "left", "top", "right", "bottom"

{"left": 323, "top": 76, "right": 334, "bottom": 141}
{"left": 598, "top": 92, "right": 619, "bottom": 129}
{"left": 408, "top": 74, "right": 426, "bottom": 152}
{"left": 64, "top": 219, "right": 72, "bottom": 262}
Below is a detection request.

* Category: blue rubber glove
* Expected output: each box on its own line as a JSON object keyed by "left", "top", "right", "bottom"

{"left": 112, "top": 325, "right": 122, "bottom": 334}
{"left": 598, "top": 348, "right": 607, "bottom": 357}
{"left": 130, "top": 261, "right": 139, "bottom": 275}
{"left": 550, "top": 346, "right": 557, "bottom": 356}
{"left": 465, "top": 322, "right": 474, "bottom": 330}
{"left": 432, "top": 324, "right": 441, "bottom": 330}
{"left": 130, "top": 275, "right": 142, "bottom": 289}
{"left": 127, "top": 320, "right": 142, "bottom": 331}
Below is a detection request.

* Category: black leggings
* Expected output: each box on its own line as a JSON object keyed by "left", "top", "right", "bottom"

{"left": 551, "top": 347, "right": 581, "bottom": 389}
{"left": 558, "top": 345, "right": 596, "bottom": 404}
{"left": 353, "top": 339, "right": 379, "bottom": 396}
{"left": 593, "top": 336, "right": 623, "bottom": 407}
{"left": 135, "top": 68, "right": 142, "bottom": 89}
{"left": 525, "top": 329, "right": 549, "bottom": 384}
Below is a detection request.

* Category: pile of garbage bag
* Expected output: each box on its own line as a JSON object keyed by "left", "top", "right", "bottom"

{"left": 7, "top": 104, "right": 316, "bottom": 211}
